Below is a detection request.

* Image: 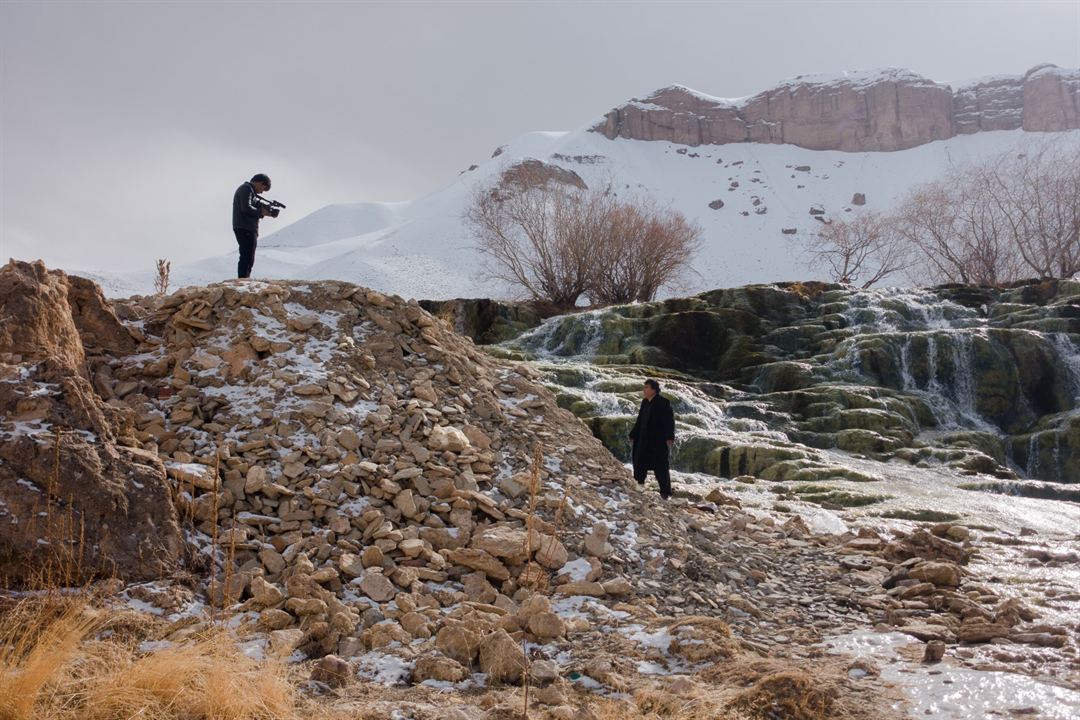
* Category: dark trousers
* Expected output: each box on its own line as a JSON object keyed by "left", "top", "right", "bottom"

{"left": 633, "top": 453, "right": 672, "bottom": 499}
{"left": 234, "top": 228, "right": 257, "bottom": 278}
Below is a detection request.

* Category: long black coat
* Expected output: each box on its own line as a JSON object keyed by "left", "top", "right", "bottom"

{"left": 629, "top": 394, "right": 675, "bottom": 471}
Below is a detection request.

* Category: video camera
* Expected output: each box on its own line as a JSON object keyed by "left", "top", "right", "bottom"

{"left": 253, "top": 196, "right": 286, "bottom": 218}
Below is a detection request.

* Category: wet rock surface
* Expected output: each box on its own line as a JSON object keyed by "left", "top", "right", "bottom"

{"left": 498, "top": 279, "right": 1080, "bottom": 485}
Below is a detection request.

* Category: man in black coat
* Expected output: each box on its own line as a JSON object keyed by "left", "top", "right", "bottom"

{"left": 629, "top": 378, "right": 675, "bottom": 499}
{"left": 232, "top": 173, "right": 278, "bottom": 279}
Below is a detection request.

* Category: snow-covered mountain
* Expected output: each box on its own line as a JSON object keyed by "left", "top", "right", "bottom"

{"left": 85, "top": 66, "right": 1080, "bottom": 299}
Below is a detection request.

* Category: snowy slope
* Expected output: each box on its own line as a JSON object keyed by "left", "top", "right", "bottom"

{"left": 88, "top": 120, "right": 1080, "bottom": 300}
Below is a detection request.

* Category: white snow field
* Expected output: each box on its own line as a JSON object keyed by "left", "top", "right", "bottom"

{"left": 77, "top": 95, "right": 1080, "bottom": 300}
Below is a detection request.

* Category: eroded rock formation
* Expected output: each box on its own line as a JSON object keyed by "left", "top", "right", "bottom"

{"left": 594, "top": 65, "right": 1080, "bottom": 152}
{"left": 0, "top": 260, "right": 183, "bottom": 584}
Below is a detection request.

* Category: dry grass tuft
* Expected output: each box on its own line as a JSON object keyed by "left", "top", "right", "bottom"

{"left": 0, "top": 598, "right": 98, "bottom": 720}
{"left": 665, "top": 616, "right": 738, "bottom": 664}
{"left": 0, "top": 597, "right": 301, "bottom": 720}
{"left": 66, "top": 631, "right": 297, "bottom": 720}
{"left": 630, "top": 686, "right": 714, "bottom": 718}
{"left": 728, "top": 669, "right": 834, "bottom": 720}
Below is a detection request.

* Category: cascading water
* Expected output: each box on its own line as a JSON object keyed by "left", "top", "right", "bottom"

{"left": 1027, "top": 433, "right": 1041, "bottom": 479}
{"left": 514, "top": 309, "right": 610, "bottom": 359}
{"left": 500, "top": 281, "right": 1080, "bottom": 487}
{"left": 1051, "top": 332, "right": 1080, "bottom": 403}
{"left": 950, "top": 331, "right": 985, "bottom": 428}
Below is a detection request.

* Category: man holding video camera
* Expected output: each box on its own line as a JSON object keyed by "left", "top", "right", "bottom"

{"left": 232, "top": 173, "right": 280, "bottom": 279}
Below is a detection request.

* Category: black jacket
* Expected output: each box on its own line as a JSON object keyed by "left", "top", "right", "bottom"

{"left": 233, "top": 182, "right": 262, "bottom": 233}
{"left": 630, "top": 394, "right": 675, "bottom": 470}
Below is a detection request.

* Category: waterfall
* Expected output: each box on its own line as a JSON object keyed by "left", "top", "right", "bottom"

{"left": 579, "top": 312, "right": 607, "bottom": 358}
{"left": 1027, "top": 433, "right": 1040, "bottom": 479}
{"left": 920, "top": 333, "right": 960, "bottom": 428}
{"left": 1051, "top": 333, "right": 1080, "bottom": 405}
{"left": 951, "top": 332, "right": 981, "bottom": 425}
{"left": 514, "top": 309, "right": 609, "bottom": 359}
{"left": 498, "top": 283, "right": 1079, "bottom": 488}
{"left": 899, "top": 337, "right": 914, "bottom": 391}
{"left": 1052, "top": 431, "right": 1063, "bottom": 482}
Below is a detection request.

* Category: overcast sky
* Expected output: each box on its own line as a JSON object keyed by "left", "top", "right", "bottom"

{"left": 2, "top": 0, "right": 1078, "bottom": 272}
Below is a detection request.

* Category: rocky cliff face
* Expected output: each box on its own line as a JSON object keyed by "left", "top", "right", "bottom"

{"left": 594, "top": 65, "right": 1080, "bottom": 152}
{"left": 0, "top": 260, "right": 183, "bottom": 584}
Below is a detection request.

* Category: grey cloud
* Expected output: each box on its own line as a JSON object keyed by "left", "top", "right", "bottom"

{"left": 2, "top": 0, "right": 1078, "bottom": 272}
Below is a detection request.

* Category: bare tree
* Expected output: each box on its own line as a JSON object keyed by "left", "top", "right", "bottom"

{"left": 895, "top": 174, "right": 1023, "bottom": 286}
{"left": 466, "top": 170, "right": 702, "bottom": 308}
{"left": 465, "top": 178, "right": 609, "bottom": 308}
{"left": 977, "top": 143, "right": 1080, "bottom": 280}
{"left": 804, "top": 212, "right": 909, "bottom": 288}
{"left": 591, "top": 199, "right": 701, "bottom": 304}
{"left": 893, "top": 142, "right": 1079, "bottom": 286}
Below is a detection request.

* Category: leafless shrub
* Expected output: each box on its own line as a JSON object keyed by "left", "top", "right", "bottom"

{"left": 895, "top": 141, "right": 1079, "bottom": 285}
{"left": 154, "top": 259, "right": 170, "bottom": 296}
{"left": 894, "top": 173, "right": 1023, "bottom": 286}
{"left": 465, "top": 172, "right": 700, "bottom": 307}
{"left": 465, "top": 178, "right": 605, "bottom": 309}
{"left": 976, "top": 143, "right": 1080, "bottom": 280}
{"left": 591, "top": 199, "right": 702, "bottom": 303}
{"left": 803, "top": 212, "right": 909, "bottom": 288}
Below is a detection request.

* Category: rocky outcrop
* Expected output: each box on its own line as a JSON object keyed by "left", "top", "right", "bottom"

{"left": 742, "top": 70, "right": 954, "bottom": 151}
{"left": 593, "top": 85, "right": 747, "bottom": 147}
{"left": 1022, "top": 64, "right": 1080, "bottom": 132}
{"left": 418, "top": 298, "right": 544, "bottom": 345}
{"left": 0, "top": 260, "right": 182, "bottom": 584}
{"left": 594, "top": 65, "right": 1080, "bottom": 152}
{"left": 497, "top": 159, "right": 587, "bottom": 192}
{"left": 0, "top": 259, "right": 89, "bottom": 370}
{"left": 953, "top": 75, "right": 1025, "bottom": 134}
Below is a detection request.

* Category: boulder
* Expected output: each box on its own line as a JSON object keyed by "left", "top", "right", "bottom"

{"left": 583, "top": 523, "right": 612, "bottom": 558}
{"left": 436, "top": 625, "right": 481, "bottom": 667}
{"left": 958, "top": 622, "right": 1011, "bottom": 644}
{"left": 310, "top": 655, "right": 352, "bottom": 687}
{"left": 534, "top": 535, "right": 569, "bottom": 570}
{"left": 429, "top": 425, "right": 470, "bottom": 453}
{"left": 357, "top": 572, "right": 397, "bottom": 602}
{"left": 268, "top": 628, "right": 306, "bottom": 658}
{"left": 527, "top": 612, "right": 566, "bottom": 638}
{"left": 0, "top": 261, "right": 183, "bottom": 585}
{"left": 413, "top": 654, "right": 468, "bottom": 683}
{"left": 471, "top": 524, "right": 534, "bottom": 563}
{"left": 478, "top": 629, "right": 527, "bottom": 684}
{"left": 923, "top": 640, "right": 946, "bottom": 663}
{"left": 445, "top": 548, "right": 511, "bottom": 581}
{"left": 908, "top": 561, "right": 962, "bottom": 587}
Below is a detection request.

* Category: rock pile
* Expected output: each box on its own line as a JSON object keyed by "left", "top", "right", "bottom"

{"left": 92, "top": 277, "right": 895, "bottom": 692}
{"left": 8, "top": 267, "right": 881, "bottom": 701}
{"left": 839, "top": 524, "right": 1074, "bottom": 667}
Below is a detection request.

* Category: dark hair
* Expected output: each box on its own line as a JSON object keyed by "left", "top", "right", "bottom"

{"left": 644, "top": 379, "right": 661, "bottom": 393}
{"left": 251, "top": 173, "right": 271, "bottom": 187}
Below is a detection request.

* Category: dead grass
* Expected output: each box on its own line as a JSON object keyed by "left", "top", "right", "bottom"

{"left": 0, "top": 598, "right": 98, "bottom": 720}
{"left": 0, "top": 596, "right": 304, "bottom": 720}
{"left": 65, "top": 632, "right": 297, "bottom": 720}
{"left": 728, "top": 669, "right": 833, "bottom": 720}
